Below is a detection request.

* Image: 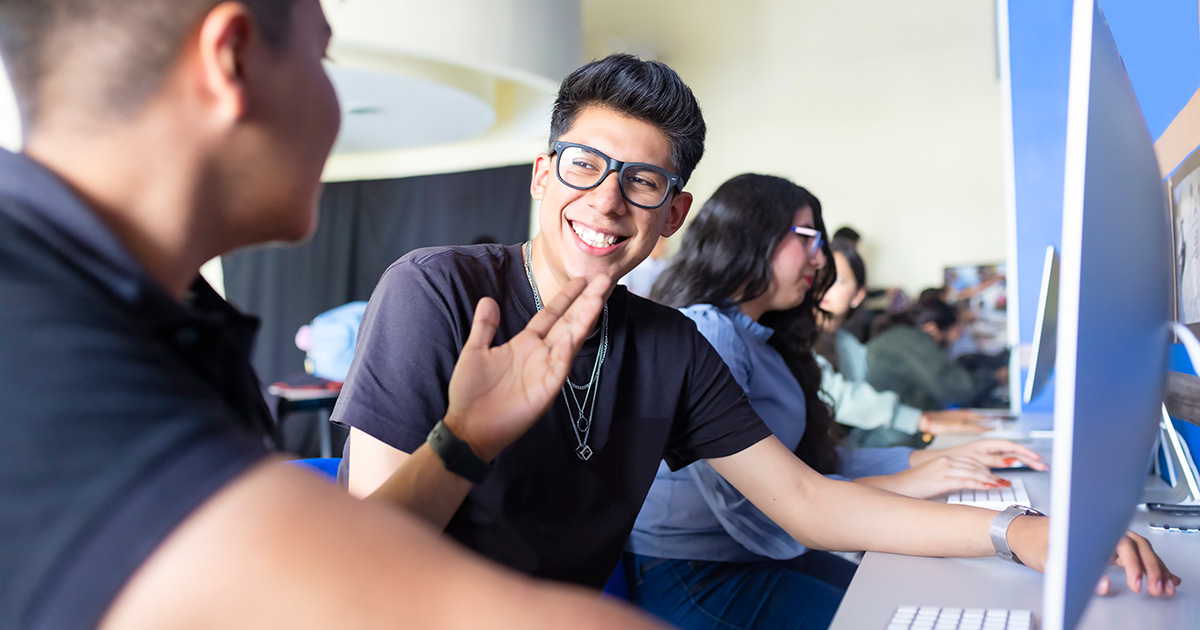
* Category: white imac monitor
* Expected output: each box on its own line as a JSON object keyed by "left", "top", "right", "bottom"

{"left": 1045, "top": 1, "right": 1174, "bottom": 629}
{"left": 1023, "top": 245, "right": 1059, "bottom": 406}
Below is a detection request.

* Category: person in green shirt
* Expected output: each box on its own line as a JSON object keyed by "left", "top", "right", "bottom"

{"left": 865, "top": 297, "right": 1009, "bottom": 412}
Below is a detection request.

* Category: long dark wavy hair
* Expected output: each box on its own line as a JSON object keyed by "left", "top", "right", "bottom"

{"left": 651, "top": 173, "right": 842, "bottom": 474}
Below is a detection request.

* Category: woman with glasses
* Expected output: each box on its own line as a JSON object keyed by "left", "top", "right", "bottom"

{"left": 624, "top": 174, "right": 1041, "bottom": 630}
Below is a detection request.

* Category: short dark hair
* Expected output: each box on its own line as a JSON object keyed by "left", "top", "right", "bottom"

{"left": 0, "top": 0, "right": 298, "bottom": 131}
{"left": 549, "top": 53, "right": 706, "bottom": 186}
{"left": 832, "top": 226, "right": 860, "bottom": 243}
{"left": 910, "top": 296, "right": 958, "bottom": 332}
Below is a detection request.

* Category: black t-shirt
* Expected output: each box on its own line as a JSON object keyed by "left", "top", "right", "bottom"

{"left": 0, "top": 150, "right": 275, "bottom": 630}
{"left": 333, "top": 244, "right": 770, "bottom": 588}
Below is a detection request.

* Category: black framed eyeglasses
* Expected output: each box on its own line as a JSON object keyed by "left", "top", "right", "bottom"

{"left": 790, "top": 226, "right": 826, "bottom": 256}
{"left": 551, "top": 141, "right": 682, "bottom": 209}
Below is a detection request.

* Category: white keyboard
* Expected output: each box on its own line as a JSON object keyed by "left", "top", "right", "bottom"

{"left": 945, "top": 477, "right": 1030, "bottom": 511}
{"left": 887, "top": 606, "right": 1035, "bottom": 630}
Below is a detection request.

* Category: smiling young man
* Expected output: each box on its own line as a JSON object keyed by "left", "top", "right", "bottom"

{"left": 0, "top": 2, "right": 674, "bottom": 629}
{"left": 338, "top": 53, "right": 1179, "bottom": 607}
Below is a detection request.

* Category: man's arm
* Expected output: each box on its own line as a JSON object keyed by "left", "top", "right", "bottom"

{"left": 349, "top": 276, "right": 609, "bottom": 528}
{"left": 707, "top": 436, "right": 1178, "bottom": 595}
{"left": 99, "top": 459, "right": 666, "bottom": 630}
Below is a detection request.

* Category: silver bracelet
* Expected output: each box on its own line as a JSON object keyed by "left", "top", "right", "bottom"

{"left": 990, "top": 504, "right": 1045, "bottom": 565}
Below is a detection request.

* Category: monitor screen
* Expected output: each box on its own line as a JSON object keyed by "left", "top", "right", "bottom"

{"left": 1044, "top": 2, "right": 1174, "bottom": 629}
{"left": 1023, "top": 245, "right": 1059, "bottom": 405}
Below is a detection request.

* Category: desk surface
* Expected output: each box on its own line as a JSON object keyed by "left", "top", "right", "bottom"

{"left": 829, "top": 413, "right": 1200, "bottom": 629}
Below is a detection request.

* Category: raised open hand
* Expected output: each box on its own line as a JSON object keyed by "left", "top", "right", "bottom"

{"left": 443, "top": 275, "right": 610, "bottom": 462}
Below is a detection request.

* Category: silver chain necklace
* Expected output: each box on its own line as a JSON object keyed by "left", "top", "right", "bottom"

{"left": 522, "top": 240, "right": 607, "bottom": 461}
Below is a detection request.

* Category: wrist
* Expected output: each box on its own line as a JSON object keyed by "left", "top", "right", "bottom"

{"left": 427, "top": 418, "right": 493, "bottom": 484}
{"left": 990, "top": 505, "right": 1045, "bottom": 566}
{"left": 441, "top": 412, "right": 498, "bottom": 463}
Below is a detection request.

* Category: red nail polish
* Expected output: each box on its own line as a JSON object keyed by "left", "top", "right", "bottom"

{"left": 998, "top": 479, "right": 1013, "bottom": 488}
{"left": 1004, "top": 458, "right": 1018, "bottom": 466}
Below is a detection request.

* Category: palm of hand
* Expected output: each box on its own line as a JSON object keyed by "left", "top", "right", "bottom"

{"left": 445, "top": 331, "right": 562, "bottom": 458}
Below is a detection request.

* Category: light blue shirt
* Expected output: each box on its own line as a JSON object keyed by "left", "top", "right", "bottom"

{"left": 627, "top": 304, "right": 912, "bottom": 562}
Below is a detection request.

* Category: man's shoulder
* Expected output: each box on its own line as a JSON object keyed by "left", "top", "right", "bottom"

{"left": 374, "top": 244, "right": 516, "bottom": 294}
{"left": 390, "top": 243, "right": 516, "bottom": 275}
{"left": 623, "top": 291, "right": 702, "bottom": 337}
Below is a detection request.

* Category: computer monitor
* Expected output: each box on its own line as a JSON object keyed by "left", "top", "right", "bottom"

{"left": 1023, "top": 245, "right": 1059, "bottom": 406}
{"left": 1044, "top": 2, "right": 1174, "bottom": 629}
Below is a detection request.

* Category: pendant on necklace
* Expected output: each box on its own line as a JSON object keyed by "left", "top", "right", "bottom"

{"left": 575, "top": 444, "right": 594, "bottom": 461}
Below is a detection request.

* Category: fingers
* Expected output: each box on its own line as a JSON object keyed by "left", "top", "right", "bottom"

{"left": 1114, "top": 534, "right": 1148, "bottom": 594}
{"left": 1111, "top": 531, "right": 1180, "bottom": 597}
{"left": 957, "top": 439, "right": 1048, "bottom": 472}
{"left": 1095, "top": 574, "right": 1111, "bottom": 596}
{"left": 523, "top": 275, "right": 609, "bottom": 351}
{"left": 926, "top": 410, "right": 993, "bottom": 434}
{"left": 463, "top": 297, "right": 502, "bottom": 351}
{"left": 917, "top": 456, "right": 1005, "bottom": 492}
{"left": 523, "top": 276, "right": 589, "bottom": 338}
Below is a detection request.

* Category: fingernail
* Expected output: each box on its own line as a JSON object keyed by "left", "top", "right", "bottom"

{"left": 1156, "top": 579, "right": 1163, "bottom": 594}
{"left": 1135, "top": 577, "right": 1142, "bottom": 591}
{"left": 1004, "top": 458, "right": 1018, "bottom": 466}
{"left": 998, "top": 479, "right": 1012, "bottom": 488}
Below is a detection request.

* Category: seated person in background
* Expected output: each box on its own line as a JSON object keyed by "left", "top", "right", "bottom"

{"left": 630, "top": 174, "right": 1044, "bottom": 630}
{"left": 337, "top": 52, "right": 1175, "bottom": 613}
{"left": 619, "top": 234, "right": 671, "bottom": 298}
{"left": 0, "top": 1, "right": 669, "bottom": 628}
{"left": 816, "top": 240, "right": 994, "bottom": 448}
{"left": 832, "top": 225, "right": 861, "bottom": 246}
{"left": 866, "top": 297, "right": 1009, "bottom": 412}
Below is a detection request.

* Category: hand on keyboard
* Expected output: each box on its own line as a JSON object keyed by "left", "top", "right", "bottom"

{"left": 946, "top": 477, "right": 1031, "bottom": 511}
{"left": 909, "top": 439, "right": 1047, "bottom": 472}
{"left": 866, "top": 455, "right": 1010, "bottom": 500}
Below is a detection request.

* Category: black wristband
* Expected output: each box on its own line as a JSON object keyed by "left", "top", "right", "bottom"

{"left": 426, "top": 420, "right": 491, "bottom": 484}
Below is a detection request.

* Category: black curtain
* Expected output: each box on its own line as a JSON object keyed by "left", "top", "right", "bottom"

{"left": 223, "top": 163, "right": 532, "bottom": 391}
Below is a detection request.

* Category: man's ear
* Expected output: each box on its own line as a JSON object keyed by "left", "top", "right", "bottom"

{"left": 530, "top": 153, "right": 553, "bottom": 201}
{"left": 660, "top": 190, "right": 693, "bottom": 237}
{"left": 920, "top": 321, "right": 940, "bottom": 339}
{"left": 194, "top": 3, "right": 255, "bottom": 124}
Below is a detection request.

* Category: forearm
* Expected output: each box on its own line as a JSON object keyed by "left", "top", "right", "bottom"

{"left": 709, "top": 439, "right": 998, "bottom": 557}
{"left": 367, "top": 443, "right": 474, "bottom": 529}
{"left": 100, "top": 460, "right": 666, "bottom": 630}
{"left": 786, "top": 476, "right": 998, "bottom": 555}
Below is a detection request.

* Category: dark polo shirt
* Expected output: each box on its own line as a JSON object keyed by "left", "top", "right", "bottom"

{"left": 0, "top": 150, "right": 277, "bottom": 629}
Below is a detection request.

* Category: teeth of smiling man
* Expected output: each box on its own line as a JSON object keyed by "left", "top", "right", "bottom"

{"left": 572, "top": 222, "right": 620, "bottom": 248}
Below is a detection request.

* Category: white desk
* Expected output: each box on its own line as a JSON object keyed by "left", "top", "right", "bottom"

{"left": 828, "top": 413, "right": 1200, "bottom": 629}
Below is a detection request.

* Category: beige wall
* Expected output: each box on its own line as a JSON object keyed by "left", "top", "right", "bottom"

{"left": 583, "top": 0, "right": 1007, "bottom": 295}
{"left": 0, "top": 2, "right": 1007, "bottom": 295}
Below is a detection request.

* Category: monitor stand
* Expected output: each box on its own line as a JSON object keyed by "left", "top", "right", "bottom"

{"left": 1150, "top": 404, "right": 1200, "bottom": 505}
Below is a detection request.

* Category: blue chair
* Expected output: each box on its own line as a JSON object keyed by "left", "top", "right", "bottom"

{"left": 290, "top": 456, "right": 341, "bottom": 480}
